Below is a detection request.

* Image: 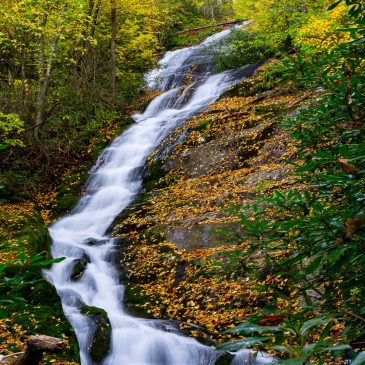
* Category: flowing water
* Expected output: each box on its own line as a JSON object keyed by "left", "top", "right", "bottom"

{"left": 47, "top": 27, "right": 274, "bottom": 365}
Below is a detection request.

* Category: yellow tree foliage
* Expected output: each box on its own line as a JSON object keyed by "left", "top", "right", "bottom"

{"left": 232, "top": 0, "right": 343, "bottom": 51}
{"left": 294, "top": 4, "right": 351, "bottom": 52}
{"left": 0, "top": 112, "right": 24, "bottom": 148}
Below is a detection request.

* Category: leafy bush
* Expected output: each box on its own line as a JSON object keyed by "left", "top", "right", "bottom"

{"left": 220, "top": 1, "right": 365, "bottom": 361}
{"left": 214, "top": 30, "right": 277, "bottom": 71}
{"left": 0, "top": 112, "right": 24, "bottom": 150}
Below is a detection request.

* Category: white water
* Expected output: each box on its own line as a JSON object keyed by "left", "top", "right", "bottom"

{"left": 47, "top": 28, "right": 274, "bottom": 365}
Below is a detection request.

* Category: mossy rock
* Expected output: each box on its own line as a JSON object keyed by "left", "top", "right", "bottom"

{"left": 123, "top": 286, "right": 152, "bottom": 318}
{"left": 81, "top": 305, "right": 108, "bottom": 317}
{"left": 143, "top": 159, "right": 167, "bottom": 191}
{"left": 214, "top": 351, "right": 235, "bottom": 365}
{"left": 11, "top": 209, "right": 52, "bottom": 256}
{"left": 70, "top": 256, "right": 90, "bottom": 281}
{"left": 81, "top": 306, "right": 111, "bottom": 363}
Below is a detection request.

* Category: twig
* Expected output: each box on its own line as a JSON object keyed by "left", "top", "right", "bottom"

{"left": 0, "top": 352, "right": 25, "bottom": 360}
{"left": 343, "top": 310, "right": 365, "bottom": 324}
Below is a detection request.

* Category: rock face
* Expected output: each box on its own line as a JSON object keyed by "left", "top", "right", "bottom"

{"left": 80, "top": 306, "right": 112, "bottom": 364}
{"left": 114, "top": 78, "right": 297, "bottom": 252}
{"left": 166, "top": 221, "right": 237, "bottom": 250}
{"left": 112, "top": 70, "right": 307, "bottom": 344}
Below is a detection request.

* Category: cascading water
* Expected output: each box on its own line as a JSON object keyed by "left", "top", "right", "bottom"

{"left": 46, "top": 27, "right": 274, "bottom": 365}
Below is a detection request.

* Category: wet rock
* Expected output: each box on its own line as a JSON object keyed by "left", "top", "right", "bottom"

{"left": 143, "top": 319, "right": 181, "bottom": 334}
{"left": 86, "top": 238, "right": 108, "bottom": 246}
{"left": 123, "top": 286, "right": 153, "bottom": 318}
{"left": 215, "top": 351, "right": 235, "bottom": 365}
{"left": 80, "top": 306, "right": 111, "bottom": 364}
{"left": 70, "top": 256, "right": 90, "bottom": 281}
{"left": 112, "top": 236, "right": 130, "bottom": 282}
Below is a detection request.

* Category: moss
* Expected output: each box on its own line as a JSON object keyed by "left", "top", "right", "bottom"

{"left": 4, "top": 294, "right": 79, "bottom": 362}
{"left": 192, "top": 118, "right": 212, "bottom": 132}
{"left": 0, "top": 205, "right": 51, "bottom": 258}
{"left": 80, "top": 306, "right": 111, "bottom": 363}
{"left": 123, "top": 286, "right": 152, "bottom": 318}
{"left": 80, "top": 305, "right": 107, "bottom": 317}
{"left": 254, "top": 102, "right": 285, "bottom": 116}
{"left": 52, "top": 167, "right": 89, "bottom": 218}
{"left": 143, "top": 159, "right": 167, "bottom": 191}
{"left": 0, "top": 204, "right": 79, "bottom": 363}
{"left": 224, "top": 78, "right": 257, "bottom": 97}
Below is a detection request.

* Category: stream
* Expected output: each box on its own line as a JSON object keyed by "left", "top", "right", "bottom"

{"left": 46, "top": 27, "right": 274, "bottom": 365}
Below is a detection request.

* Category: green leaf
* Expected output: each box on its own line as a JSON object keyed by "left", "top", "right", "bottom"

{"left": 0, "top": 307, "right": 8, "bottom": 318}
{"left": 303, "top": 343, "right": 317, "bottom": 356}
{"left": 31, "top": 257, "right": 65, "bottom": 267}
{"left": 360, "top": 305, "right": 365, "bottom": 315}
{"left": 318, "top": 344, "right": 351, "bottom": 352}
{"left": 319, "top": 321, "right": 335, "bottom": 341}
{"left": 305, "top": 256, "right": 322, "bottom": 275}
{"left": 300, "top": 317, "right": 332, "bottom": 336}
{"left": 0, "top": 294, "right": 26, "bottom": 304}
{"left": 328, "top": 0, "right": 343, "bottom": 11}
{"left": 18, "top": 252, "right": 27, "bottom": 264}
{"left": 224, "top": 322, "right": 283, "bottom": 335}
{"left": 279, "top": 358, "right": 305, "bottom": 365}
{"left": 217, "top": 336, "right": 270, "bottom": 351}
{"left": 271, "top": 345, "right": 294, "bottom": 354}
{"left": 352, "top": 351, "right": 365, "bottom": 365}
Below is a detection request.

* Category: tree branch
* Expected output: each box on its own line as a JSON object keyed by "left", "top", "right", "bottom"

{"left": 343, "top": 310, "right": 365, "bottom": 324}
{"left": 169, "top": 20, "right": 245, "bottom": 37}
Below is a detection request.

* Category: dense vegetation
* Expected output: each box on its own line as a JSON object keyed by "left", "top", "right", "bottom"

{"left": 0, "top": 0, "right": 364, "bottom": 364}
{"left": 217, "top": 1, "right": 365, "bottom": 363}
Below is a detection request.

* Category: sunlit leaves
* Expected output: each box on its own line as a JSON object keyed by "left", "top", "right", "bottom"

{"left": 0, "top": 112, "right": 25, "bottom": 149}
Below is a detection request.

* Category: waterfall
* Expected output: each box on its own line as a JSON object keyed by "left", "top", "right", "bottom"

{"left": 46, "top": 27, "right": 274, "bottom": 365}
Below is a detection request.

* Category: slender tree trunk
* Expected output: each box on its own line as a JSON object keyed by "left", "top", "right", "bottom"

{"left": 34, "top": 13, "right": 47, "bottom": 139}
{"left": 90, "top": 0, "right": 100, "bottom": 38}
{"left": 20, "top": 46, "right": 27, "bottom": 114}
{"left": 6, "top": 67, "right": 14, "bottom": 111}
{"left": 34, "top": 6, "right": 65, "bottom": 139}
{"left": 110, "top": 0, "right": 117, "bottom": 94}
{"left": 34, "top": 32, "right": 60, "bottom": 138}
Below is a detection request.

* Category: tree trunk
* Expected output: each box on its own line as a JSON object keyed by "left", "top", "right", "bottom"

{"left": 19, "top": 46, "right": 27, "bottom": 114}
{"left": 110, "top": 0, "right": 117, "bottom": 94}
{"left": 90, "top": 0, "right": 101, "bottom": 38}
{"left": 11, "top": 335, "right": 67, "bottom": 365}
{"left": 34, "top": 32, "right": 60, "bottom": 139}
{"left": 34, "top": 6, "right": 65, "bottom": 139}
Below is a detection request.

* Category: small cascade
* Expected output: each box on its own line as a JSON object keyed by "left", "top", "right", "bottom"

{"left": 46, "top": 26, "right": 274, "bottom": 365}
